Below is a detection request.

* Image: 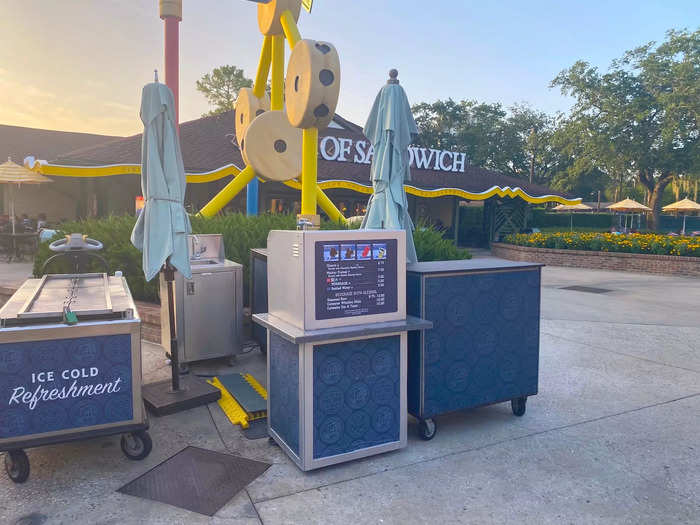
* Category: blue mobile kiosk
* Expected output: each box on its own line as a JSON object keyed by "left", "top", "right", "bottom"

{"left": 254, "top": 229, "right": 431, "bottom": 471}
{"left": 406, "top": 259, "right": 543, "bottom": 439}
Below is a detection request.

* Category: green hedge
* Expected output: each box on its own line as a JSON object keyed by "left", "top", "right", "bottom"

{"left": 34, "top": 214, "right": 470, "bottom": 304}
{"left": 529, "top": 208, "right": 614, "bottom": 229}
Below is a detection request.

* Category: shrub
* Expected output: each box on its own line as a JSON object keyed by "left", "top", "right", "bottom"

{"left": 414, "top": 226, "right": 472, "bottom": 261}
{"left": 34, "top": 213, "right": 470, "bottom": 304}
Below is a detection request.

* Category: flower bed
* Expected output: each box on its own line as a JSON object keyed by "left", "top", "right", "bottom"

{"left": 503, "top": 232, "right": 700, "bottom": 257}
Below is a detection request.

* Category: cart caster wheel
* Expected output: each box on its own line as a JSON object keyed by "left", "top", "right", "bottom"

{"left": 511, "top": 396, "right": 527, "bottom": 417}
{"left": 178, "top": 363, "right": 190, "bottom": 375}
{"left": 5, "top": 450, "right": 30, "bottom": 484}
{"left": 418, "top": 418, "right": 437, "bottom": 440}
{"left": 121, "top": 430, "right": 153, "bottom": 461}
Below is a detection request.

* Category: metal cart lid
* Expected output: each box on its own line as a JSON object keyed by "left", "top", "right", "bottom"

{"left": 0, "top": 273, "right": 135, "bottom": 327}
{"left": 407, "top": 258, "right": 544, "bottom": 274}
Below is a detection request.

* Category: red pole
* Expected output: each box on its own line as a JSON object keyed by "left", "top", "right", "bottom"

{"left": 164, "top": 17, "right": 180, "bottom": 128}
{"left": 160, "top": 1, "right": 182, "bottom": 131}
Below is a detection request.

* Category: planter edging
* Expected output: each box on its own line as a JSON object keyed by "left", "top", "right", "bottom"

{"left": 491, "top": 242, "right": 699, "bottom": 278}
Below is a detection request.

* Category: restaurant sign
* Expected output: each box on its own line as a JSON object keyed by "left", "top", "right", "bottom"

{"left": 320, "top": 136, "right": 468, "bottom": 173}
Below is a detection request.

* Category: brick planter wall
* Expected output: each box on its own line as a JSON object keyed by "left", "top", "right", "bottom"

{"left": 491, "top": 243, "right": 700, "bottom": 278}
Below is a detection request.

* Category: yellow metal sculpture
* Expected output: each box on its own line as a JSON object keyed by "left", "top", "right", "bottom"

{"left": 199, "top": 0, "right": 346, "bottom": 225}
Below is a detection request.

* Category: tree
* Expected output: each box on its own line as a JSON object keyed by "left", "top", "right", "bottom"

{"left": 411, "top": 99, "right": 558, "bottom": 184}
{"left": 551, "top": 29, "right": 699, "bottom": 230}
{"left": 507, "top": 104, "right": 558, "bottom": 184}
{"left": 196, "top": 65, "right": 253, "bottom": 116}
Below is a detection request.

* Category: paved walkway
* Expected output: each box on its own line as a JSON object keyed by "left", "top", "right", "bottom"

{"left": 1, "top": 263, "right": 699, "bottom": 524}
{"left": 0, "top": 261, "right": 33, "bottom": 287}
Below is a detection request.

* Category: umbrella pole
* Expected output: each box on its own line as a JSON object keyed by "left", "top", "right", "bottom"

{"left": 682, "top": 214, "right": 686, "bottom": 236}
{"left": 164, "top": 262, "right": 180, "bottom": 392}
{"left": 10, "top": 185, "right": 15, "bottom": 235}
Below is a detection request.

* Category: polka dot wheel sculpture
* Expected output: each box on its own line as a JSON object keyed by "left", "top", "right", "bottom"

{"left": 199, "top": 0, "right": 346, "bottom": 226}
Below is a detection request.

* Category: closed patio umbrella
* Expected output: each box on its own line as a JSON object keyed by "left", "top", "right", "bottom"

{"left": 662, "top": 197, "right": 700, "bottom": 235}
{"left": 131, "top": 79, "right": 192, "bottom": 395}
{"left": 361, "top": 69, "right": 418, "bottom": 263}
{"left": 0, "top": 158, "right": 52, "bottom": 234}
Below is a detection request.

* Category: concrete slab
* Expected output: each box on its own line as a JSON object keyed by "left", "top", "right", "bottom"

{"left": 524, "top": 332, "right": 700, "bottom": 429}
{"left": 0, "top": 262, "right": 33, "bottom": 287}
{"left": 557, "top": 394, "right": 700, "bottom": 502}
{"left": 254, "top": 430, "right": 700, "bottom": 525}
{"left": 542, "top": 319, "right": 700, "bottom": 372}
{"left": 540, "top": 266, "right": 700, "bottom": 327}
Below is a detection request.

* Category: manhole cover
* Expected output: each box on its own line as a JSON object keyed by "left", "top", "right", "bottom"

{"left": 560, "top": 285, "right": 612, "bottom": 294}
{"left": 118, "top": 446, "right": 270, "bottom": 516}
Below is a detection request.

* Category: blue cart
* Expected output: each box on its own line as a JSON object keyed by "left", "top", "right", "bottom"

{"left": 0, "top": 274, "right": 151, "bottom": 483}
{"left": 406, "top": 259, "right": 542, "bottom": 439}
{"left": 250, "top": 248, "right": 268, "bottom": 354}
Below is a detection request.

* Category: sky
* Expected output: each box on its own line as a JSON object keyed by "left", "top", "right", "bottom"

{"left": 0, "top": 0, "right": 697, "bottom": 137}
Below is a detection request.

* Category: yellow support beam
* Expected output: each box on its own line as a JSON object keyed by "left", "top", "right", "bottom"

{"left": 253, "top": 35, "right": 272, "bottom": 99}
{"left": 316, "top": 186, "right": 347, "bottom": 225}
{"left": 280, "top": 10, "right": 301, "bottom": 48}
{"left": 270, "top": 34, "right": 285, "bottom": 111}
{"left": 301, "top": 127, "right": 318, "bottom": 215}
{"left": 198, "top": 165, "right": 256, "bottom": 217}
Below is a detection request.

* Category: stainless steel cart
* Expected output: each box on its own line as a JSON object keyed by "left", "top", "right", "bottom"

{"left": 0, "top": 273, "right": 151, "bottom": 483}
{"left": 160, "top": 234, "right": 243, "bottom": 372}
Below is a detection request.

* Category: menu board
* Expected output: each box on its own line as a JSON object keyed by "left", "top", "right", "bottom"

{"left": 315, "top": 239, "right": 398, "bottom": 320}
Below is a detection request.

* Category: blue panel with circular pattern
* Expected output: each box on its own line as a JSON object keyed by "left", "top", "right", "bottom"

{"left": 269, "top": 332, "right": 300, "bottom": 455}
{"left": 407, "top": 269, "right": 540, "bottom": 418}
{"left": 0, "top": 334, "right": 133, "bottom": 439}
{"left": 313, "top": 335, "right": 400, "bottom": 459}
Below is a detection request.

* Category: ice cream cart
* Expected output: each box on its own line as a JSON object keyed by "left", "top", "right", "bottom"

{"left": 0, "top": 273, "right": 151, "bottom": 483}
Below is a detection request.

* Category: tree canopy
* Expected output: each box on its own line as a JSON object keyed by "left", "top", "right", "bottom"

{"left": 196, "top": 65, "right": 253, "bottom": 116}
{"left": 551, "top": 28, "right": 699, "bottom": 227}
{"left": 411, "top": 100, "right": 557, "bottom": 181}
{"left": 410, "top": 28, "right": 699, "bottom": 229}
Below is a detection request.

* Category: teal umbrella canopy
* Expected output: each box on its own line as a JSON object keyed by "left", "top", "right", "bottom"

{"left": 360, "top": 70, "right": 418, "bottom": 263}
{"left": 131, "top": 81, "right": 191, "bottom": 281}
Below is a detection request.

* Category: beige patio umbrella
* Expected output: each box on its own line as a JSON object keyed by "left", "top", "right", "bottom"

{"left": 0, "top": 157, "right": 52, "bottom": 234}
{"left": 552, "top": 203, "right": 592, "bottom": 211}
{"left": 552, "top": 203, "right": 592, "bottom": 231}
{"left": 662, "top": 197, "right": 700, "bottom": 235}
{"left": 607, "top": 198, "right": 651, "bottom": 231}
